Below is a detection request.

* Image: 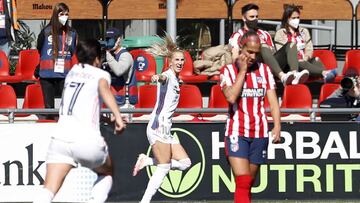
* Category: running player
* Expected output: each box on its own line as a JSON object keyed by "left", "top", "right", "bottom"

{"left": 222, "top": 31, "right": 281, "bottom": 203}
{"left": 33, "top": 39, "right": 126, "bottom": 203}
{"left": 132, "top": 36, "right": 191, "bottom": 203}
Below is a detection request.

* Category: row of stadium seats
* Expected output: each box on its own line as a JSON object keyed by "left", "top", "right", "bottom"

{"left": 0, "top": 49, "right": 79, "bottom": 83}
{"left": 312, "top": 49, "right": 360, "bottom": 83}
{"left": 0, "top": 82, "right": 342, "bottom": 119}
{"left": 2, "top": 49, "right": 358, "bottom": 85}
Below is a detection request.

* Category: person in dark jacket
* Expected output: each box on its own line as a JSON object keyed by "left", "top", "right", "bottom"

{"left": 36, "top": 2, "right": 77, "bottom": 119}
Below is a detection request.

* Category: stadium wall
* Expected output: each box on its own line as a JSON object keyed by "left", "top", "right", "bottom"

{"left": 0, "top": 122, "right": 359, "bottom": 202}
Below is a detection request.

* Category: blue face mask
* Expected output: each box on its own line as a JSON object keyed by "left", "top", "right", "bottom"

{"left": 106, "top": 38, "right": 116, "bottom": 49}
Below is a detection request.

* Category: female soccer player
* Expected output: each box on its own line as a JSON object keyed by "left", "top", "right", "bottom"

{"left": 221, "top": 31, "right": 281, "bottom": 203}
{"left": 33, "top": 39, "right": 126, "bottom": 203}
{"left": 132, "top": 36, "right": 191, "bottom": 203}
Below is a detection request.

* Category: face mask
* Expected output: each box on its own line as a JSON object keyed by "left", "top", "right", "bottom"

{"left": 245, "top": 19, "right": 258, "bottom": 30}
{"left": 289, "top": 18, "right": 300, "bottom": 29}
{"left": 58, "top": 16, "right": 68, "bottom": 26}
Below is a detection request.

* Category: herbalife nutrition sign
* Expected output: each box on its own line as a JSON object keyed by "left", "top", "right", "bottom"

{"left": 1, "top": 122, "right": 359, "bottom": 201}
{"left": 100, "top": 122, "right": 360, "bottom": 201}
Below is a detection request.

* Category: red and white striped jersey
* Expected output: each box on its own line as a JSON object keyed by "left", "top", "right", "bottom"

{"left": 287, "top": 31, "right": 306, "bottom": 60}
{"left": 228, "top": 28, "right": 274, "bottom": 49}
{"left": 220, "top": 63, "right": 276, "bottom": 138}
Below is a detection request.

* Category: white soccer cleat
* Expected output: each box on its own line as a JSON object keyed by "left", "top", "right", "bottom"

{"left": 132, "top": 153, "right": 148, "bottom": 176}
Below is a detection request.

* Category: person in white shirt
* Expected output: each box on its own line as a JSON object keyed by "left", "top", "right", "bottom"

{"left": 132, "top": 36, "right": 191, "bottom": 203}
{"left": 33, "top": 39, "right": 126, "bottom": 203}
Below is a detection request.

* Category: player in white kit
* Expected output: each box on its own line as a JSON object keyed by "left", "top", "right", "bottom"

{"left": 33, "top": 39, "right": 126, "bottom": 203}
{"left": 132, "top": 36, "right": 191, "bottom": 203}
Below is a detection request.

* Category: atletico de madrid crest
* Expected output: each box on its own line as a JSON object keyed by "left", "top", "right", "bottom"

{"left": 256, "top": 76, "right": 263, "bottom": 83}
{"left": 230, "top": 142, "right": 239, "bottom": 152}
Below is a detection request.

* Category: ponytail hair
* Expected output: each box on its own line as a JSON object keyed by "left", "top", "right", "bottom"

{"left": 146, "top": 34, "right": 184, "bottom": 60}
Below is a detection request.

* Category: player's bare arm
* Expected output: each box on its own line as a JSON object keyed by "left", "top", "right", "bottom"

{"left": 98, "top": 78, "right": 126, "bottom": 133}
{"left": 266, "top": 89, "right": 281, "bottom": 143}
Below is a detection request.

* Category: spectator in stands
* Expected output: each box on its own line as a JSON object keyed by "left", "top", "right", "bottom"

{"left": 274, "top": 4, "right": 337, "bottom": 83}
{"left": 229, "top": 3, "right": 309, "bottom": 86}
{"left": 36, "top": 2, "right": 77, "bottom": 119}
{"left": 33, "top": 39, "right": 126, "bottom": 203}
{"left": 320, "top": 69, "right": 360, "bottom": 121}
{"left": 103, "top": 27, "right": 137, "bottom": 106}
{"left": 131, "top": 35, "right": 191, "bottom": 203}
{"left": 222, "top": 31, "right": 281, "bottom": 203}
{"left": 0, "top": 0, "right": 17, "bottom": 56}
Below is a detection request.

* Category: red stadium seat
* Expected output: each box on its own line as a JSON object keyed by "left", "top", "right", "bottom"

{"left": 176, "top": 84, "right": 203, "bottom": 117}
{"left": 0, "top": 50, "right": 22, "bottom": 83}
{"left": 16, "top": 49, "right": 40, "bottom": 82}
{"left": 0, "top": 84, "right": 17, "bottom": 109}
{"left": 318, "top": 83, "right": 340, "bottom": 107}
{"left": 134, "top": 84, "right": 157, "bottom": 117}
{"left": 208, "top": 84, "right": 227, "bottom": 108}
{"left": 130, "top": 49, "right": 157, "bottom": 83}
{"left": 313, "top": 49, "right": 337, "bottom": 70}
{"left": 204, "top": 84, "right": 227, "bottom": 117}
{"left": 22, "top": 84, "right": 45, "bottom": 109}
{"left": 343, "top": 49, "right": 360, "bottom": 76}
{"left": 209, "top": 74, "right": 220, "bottom": 82}
{"left": 163, "top": 51, "right": 208, "bottom": 83}
{"left": 280, "top": 84, "right": 312, "bottom": 117}
{"left": 18, "top": 84, "right": 45, "bottom": 117}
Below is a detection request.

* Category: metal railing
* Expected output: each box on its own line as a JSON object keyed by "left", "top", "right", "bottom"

{"left": 1, "top": 108, "right": 360, "bottom": 123}
{"left": 258, "top": 20, "right": 335, "bottom": 49}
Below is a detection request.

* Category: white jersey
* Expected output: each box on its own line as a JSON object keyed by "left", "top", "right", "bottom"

{"left": 54, "top": 63, "right": 111, "bottom": 142}
{"left": 148, "top": 69, "right": 180, "bottom": 136}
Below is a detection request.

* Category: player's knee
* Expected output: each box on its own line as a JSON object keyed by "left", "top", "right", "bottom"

{"left": 178, "top": 158, "right": 191, "bottom": 171}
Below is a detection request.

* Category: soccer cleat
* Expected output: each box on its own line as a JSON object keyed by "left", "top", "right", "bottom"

{"left": 280, "top": 71, "right": 295, "bottom": 86}
{"left": 292, "top": 69, "right": 309, "bottom": 85}
{"left": 132, "top": 153, "right": 148, "bottom": 176}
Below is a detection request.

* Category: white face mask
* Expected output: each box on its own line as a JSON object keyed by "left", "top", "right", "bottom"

{"left": 58, "top": 16, "right": 68, "bottom": 26}
{"left": 289, "top": 18, "right": 300, "bottom": 29}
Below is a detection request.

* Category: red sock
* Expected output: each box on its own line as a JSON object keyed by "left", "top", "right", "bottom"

{"left": 234, "top": 175, "right": 253, "bottom": 203}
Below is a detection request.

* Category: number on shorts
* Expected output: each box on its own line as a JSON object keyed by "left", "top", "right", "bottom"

{"left": 60, "top": 82, "right": 85, "bottom": 115}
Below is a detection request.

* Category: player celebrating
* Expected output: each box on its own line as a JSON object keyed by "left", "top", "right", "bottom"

{"left": 132, "top": 36, "right": 191, "bottom": 203}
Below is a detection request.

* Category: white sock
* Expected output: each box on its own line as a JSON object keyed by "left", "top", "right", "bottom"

{"left": 171, "top": 158, "right": 191, "bottom": 171}
{"left": 140, "top": 163, "right": 171, "bottom": 203}
{"left": 88, "top": 175, "right": 113, "bottom": 203}
{"left": 33, "top": 187, "right": 54, "bottom": 203}
{"left": 145, "top": 156, "right": 156, "bottom": 166}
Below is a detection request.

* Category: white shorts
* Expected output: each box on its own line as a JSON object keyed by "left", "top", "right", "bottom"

{"left": 46, "top": 137, "right": 108, "bottom": 169}
{"left": 146, "top": 126, "right": 179, "bottom": 145}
